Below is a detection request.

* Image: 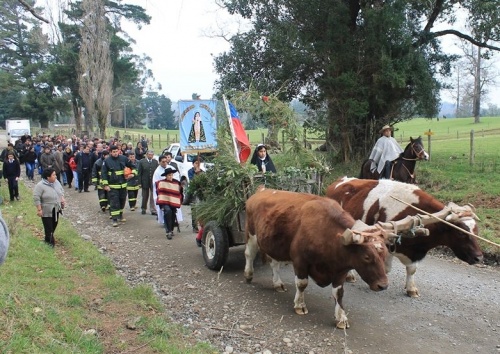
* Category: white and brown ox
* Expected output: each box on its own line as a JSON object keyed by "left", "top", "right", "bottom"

{"left": 244, "top": 188, "right": 391, "bottom": 329}
{"left": 326, "top": 177, "right": 483, "bottom": 297}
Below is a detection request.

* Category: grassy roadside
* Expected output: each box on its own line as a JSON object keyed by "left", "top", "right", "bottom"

{"left": 0, "top": 182, "right": 215, "bottom": 353}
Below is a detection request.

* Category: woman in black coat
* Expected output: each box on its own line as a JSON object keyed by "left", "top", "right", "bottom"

{"left": 22, "top": 144, "right": 37, "bottom": 181}
{"left": 135, "top": 142, "right": 145, "bottom": 161}
{"left": 250, "top": 144, "right": 276, "bottom": 173}
{"left": 62, "top": 147, "right": 74, "bottom": 188}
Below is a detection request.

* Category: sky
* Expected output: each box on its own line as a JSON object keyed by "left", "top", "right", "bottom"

{"left": 121, "top": 0, "right": 237, "bottom": 102}
{"left": 39, "top": 0, "right": 498, "bottom": 107}
{"left": 123, "top": 1, "right": 498, "bottom": 107}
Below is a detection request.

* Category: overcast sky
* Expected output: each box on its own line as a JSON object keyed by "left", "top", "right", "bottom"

{"left": 121, "top": 0, "right": 236, "bottom": 102}
{"left": 123, "top": 1, "right": 498, "bottom": 106}
{"left": 40, "top": 0, "right": 498, "bottom": 107}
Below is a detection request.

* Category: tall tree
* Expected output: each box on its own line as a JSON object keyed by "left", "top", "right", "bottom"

{"left": 448, "top": 40, "right": 498, "bottom": 119}
{"left": 79, "top": 0, "right": 113, "bottom": 138}
{"left": 0, "top": 0, "right": 68, "bottom": 128}
{"left": 215, "top": 0, "right": 500, "bottom": 161}
{"left": 57, "top": 0, "right": 150, "bottom": 136}
{"left": 142, "top": 92, "right": 176, "bottom": 129}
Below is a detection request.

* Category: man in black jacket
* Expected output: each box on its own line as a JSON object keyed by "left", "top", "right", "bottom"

{"left": 75, "top": 144, "right": 92, "bottom": 192}
{"left": 137, "top": 150, "right": 159, "bottom": 215}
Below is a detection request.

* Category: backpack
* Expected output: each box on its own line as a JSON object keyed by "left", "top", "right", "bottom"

{"left": 69, "top": 157, "right": 77, "bottom": 170}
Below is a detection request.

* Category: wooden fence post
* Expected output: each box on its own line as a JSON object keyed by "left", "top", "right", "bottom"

{"left": 261, "top": 132, "right": 265, "bottom": 144}
{"left": 470, "top": 130, "right": 474, "bottom": 166}
{"left": 427, "top": 129, "right": 432, "bottom": 162}
{"left": 282, "top": 130, "right": 285, "bottom": 151}
{"left": 303, "top": 128, "right": 307, "bottom": 148}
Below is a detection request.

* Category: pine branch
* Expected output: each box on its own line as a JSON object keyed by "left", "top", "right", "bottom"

{"left": 18, "top": 0, "right": 49, "bottom": 23}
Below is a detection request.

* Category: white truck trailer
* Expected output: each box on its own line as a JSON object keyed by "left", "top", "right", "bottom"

{"left": 5, "top": 119, "right": 30, "bottom": 144}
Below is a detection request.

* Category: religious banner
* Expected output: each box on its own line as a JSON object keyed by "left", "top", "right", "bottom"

{"left": 178, "top": 100, "right": 218, "bottom": 153}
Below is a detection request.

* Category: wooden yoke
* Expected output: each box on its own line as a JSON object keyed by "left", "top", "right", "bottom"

{"left": 342, "top": 206, "right": 470, "bottom": 246}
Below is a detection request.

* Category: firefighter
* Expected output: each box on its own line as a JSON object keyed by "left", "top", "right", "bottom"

{"left": 125, "top": 151, "right": 140, "bottom": 211}
{"left": 91, "top": 149, "right": 109, "bottom": 212}
{"left": 101, "top": 145, "right": 137, "bottom": 227}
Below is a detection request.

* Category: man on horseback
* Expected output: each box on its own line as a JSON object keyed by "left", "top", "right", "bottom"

{"left": 369, "top": 125, "right": 403, "bottom": 179}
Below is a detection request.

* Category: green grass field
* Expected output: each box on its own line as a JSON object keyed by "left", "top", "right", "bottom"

{"left": 333, "top": 117, "right": 500, "bottom": 255}
{"left": 0, "top": 183, "right": 215, "bottom": 353}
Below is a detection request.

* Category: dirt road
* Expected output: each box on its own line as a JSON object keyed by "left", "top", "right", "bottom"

{"left": 49, "top": 182, "right": 500, "bottom": 354}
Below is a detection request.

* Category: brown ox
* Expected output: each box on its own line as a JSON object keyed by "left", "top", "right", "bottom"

{"left": 244, "top": 188, "right": 389, "bottom": 329}
{"left": 326, "top": 177, "right": 483, "bottom": 297}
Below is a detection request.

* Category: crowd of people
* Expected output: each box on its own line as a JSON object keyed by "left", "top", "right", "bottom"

{"left": 1, "top": 131, "right": 283, "bottom": 250}
{"left": 0, "top": 132, "right": 186, "bottom": 246}
{"left": 0, "top": 124, "right": 400, "bottom": 265}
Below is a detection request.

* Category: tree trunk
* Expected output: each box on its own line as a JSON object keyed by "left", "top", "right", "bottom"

{"left": 326, "top": 100, "right": 353, "bottom": 162}
{"left": 39, "top": 117, "right": 49, "bottom": 129}
{"left": 265, "top": 125, "right": 280, "bottom": 148}
{"left": 84, "top": 107, "right": 94, "bottom": 135}
{"left": 456, "top": 70, "right": 460, "bottom": 119}
{"left": 98, "top": 110, "right": 106, "bottom": 139}
{"left": 473, "top": 47, "right": 481, "bottom": 123}
{"left": 72, "top": 98, "right": 82, "bottom": 135}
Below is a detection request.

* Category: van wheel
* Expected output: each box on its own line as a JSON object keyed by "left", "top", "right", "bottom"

{"left": 202, "top": 221, "right": 229, "bottom": 270}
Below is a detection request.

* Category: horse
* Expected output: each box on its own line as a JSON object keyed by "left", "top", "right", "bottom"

{"left": 360, "top": 136, "right": 429, "bottom": 183}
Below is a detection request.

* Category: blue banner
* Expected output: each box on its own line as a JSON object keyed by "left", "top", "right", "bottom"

{"left": 178, "top": 100, "right": 218, "bottom": 153}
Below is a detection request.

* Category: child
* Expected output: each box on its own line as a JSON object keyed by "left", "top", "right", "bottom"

{"left": 2, "top": 152, "right": 21, "bottom": 201}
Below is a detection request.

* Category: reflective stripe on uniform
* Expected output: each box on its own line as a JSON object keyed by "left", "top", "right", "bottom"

{"left": 108, "top": 183, "right": 127, "bottom": 189}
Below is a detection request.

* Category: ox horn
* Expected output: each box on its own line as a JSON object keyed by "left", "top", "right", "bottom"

{"left": 345, "top": 220, "right": 399, "bottom": 244}
{"left": 445, "top": 202, "right": 480, "bottom": 221}
{"left": 341, "top": 228, "right": 365, "bottom": 245}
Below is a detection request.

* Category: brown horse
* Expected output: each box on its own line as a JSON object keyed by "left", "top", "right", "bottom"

{"left": 360, "top": 136, "right": 429, "bottom": 183}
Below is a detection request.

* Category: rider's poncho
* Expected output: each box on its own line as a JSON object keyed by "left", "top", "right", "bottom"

{"left": 369, "top": 136, "right": 403, "bottom": 173}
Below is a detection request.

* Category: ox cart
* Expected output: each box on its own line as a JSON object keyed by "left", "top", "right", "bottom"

{"left": 200, "top": 172, "right": 324, "bottom": 270}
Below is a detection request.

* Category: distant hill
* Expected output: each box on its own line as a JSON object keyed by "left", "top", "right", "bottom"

{"left": 439, "top": 102, "right": 456, "bottom": 118}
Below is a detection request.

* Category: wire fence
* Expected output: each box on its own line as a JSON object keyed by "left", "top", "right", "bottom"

{"left": 30, "top": 125, "right": 500, "bottom": 172}
{"left": 397, "top": 129, "right": 500, "bottom": 173}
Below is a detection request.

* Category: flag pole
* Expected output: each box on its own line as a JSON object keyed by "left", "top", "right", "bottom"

{"left": 223, "top": 95, "right": 241, "bottom": 163}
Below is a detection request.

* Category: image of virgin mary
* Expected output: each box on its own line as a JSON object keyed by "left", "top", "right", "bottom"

{"left": 188, "top": 111, "right": 206, "bottom": 143}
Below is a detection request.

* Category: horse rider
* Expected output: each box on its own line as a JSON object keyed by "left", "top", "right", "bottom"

{"left": 369, "top": 125, "right": 403, "bottom": 179}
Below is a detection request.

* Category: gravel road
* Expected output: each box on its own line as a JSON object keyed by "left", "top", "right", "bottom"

{"left": 24, "top": 178, "right": 500, "bottom": 354}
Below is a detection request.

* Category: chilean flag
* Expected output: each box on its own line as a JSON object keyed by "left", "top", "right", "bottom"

{"left": 228, "top": 102, "right": 251, "bottom": 163}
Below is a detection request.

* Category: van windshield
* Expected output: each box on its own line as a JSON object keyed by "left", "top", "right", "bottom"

{"left": 186, "top": 152, "right": 216, "bottom": 163}
{"left": 10, "top": 129, "right": 29, "bottom": 136}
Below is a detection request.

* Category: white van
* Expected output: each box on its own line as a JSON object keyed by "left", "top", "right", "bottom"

{"left": 161, "top": 143, "right": 215, "bottom": 201}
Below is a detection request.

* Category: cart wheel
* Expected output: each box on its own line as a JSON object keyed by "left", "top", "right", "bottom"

{"left": 202, "top": 221, "right": 229, "bottom": 270}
